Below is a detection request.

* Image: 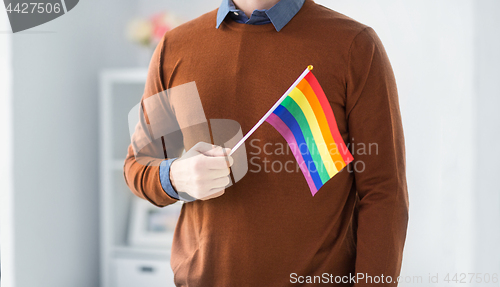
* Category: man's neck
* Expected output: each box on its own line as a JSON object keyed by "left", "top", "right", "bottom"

{"left": 232, "top": 0, "right": 280, "bottom": 18}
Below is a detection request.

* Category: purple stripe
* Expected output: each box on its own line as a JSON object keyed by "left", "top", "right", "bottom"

{"left": 266, "top": 113, "right": 318, "bottom": 195}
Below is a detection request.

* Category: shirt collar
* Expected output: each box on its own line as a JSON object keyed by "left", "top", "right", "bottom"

{"left": 216, "top": 0, "right": 305, "bottom": 32}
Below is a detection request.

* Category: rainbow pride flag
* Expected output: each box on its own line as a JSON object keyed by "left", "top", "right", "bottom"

{"left": 230, "top": 66, "right": 353, "bottom": 196}
{"left": 265, "top": 67, "right": 353, "bottom": 196}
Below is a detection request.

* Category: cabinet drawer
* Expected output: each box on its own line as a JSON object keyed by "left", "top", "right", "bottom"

{"left": 113, "top": 258, "right": 174, "bottom": 287}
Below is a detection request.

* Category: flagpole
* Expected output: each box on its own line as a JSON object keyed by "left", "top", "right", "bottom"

{"left": 229, "top": 65, "right": 313, "bottom": 156}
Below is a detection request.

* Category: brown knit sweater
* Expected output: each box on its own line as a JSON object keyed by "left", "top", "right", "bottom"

{"left": 124, "top": 0, "right": 409, "bottom": 286}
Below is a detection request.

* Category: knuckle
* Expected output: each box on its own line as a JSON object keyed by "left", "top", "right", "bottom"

{"left": 192, "top": 158, "right": 204, "bottom": 172}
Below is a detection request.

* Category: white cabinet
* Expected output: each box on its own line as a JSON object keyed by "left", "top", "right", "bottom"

{"left": 99, "top": 69, "right": 177, "bottom": 287}
{"left": 114, "top": 258, "right": 174, "bottom": 287}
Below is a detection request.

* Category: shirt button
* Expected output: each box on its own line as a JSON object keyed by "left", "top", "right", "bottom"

{"left": 234, "top": 12, "right": 239, "bottom": 16}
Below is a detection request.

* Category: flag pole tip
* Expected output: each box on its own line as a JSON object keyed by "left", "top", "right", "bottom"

{"left": 307, "top": 65, "right": 314, "bottom": 71}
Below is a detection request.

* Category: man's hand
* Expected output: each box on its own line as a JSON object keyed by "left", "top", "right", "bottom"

{"left": 170, "top": 142, "right": 233, "bottom": 201}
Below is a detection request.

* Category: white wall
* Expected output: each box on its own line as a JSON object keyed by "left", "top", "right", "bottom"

{"left": 137, "top": 0, "right": 220, "bottom": 19}
{"left": 0, "top": 8, "right": 14, "bottom": 287}
{"left": 9, "top": 0, "right": 144, "bottom": 286}
{"left": 474, "top": 0, "right": 500, "bottom": 275}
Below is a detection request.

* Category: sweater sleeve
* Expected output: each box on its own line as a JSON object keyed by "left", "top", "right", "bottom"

{"left": 123, "top": 36, "right": 182, "bottom": 208}
{"left": 345, "top": 27, "right": 409, "bottom": 286}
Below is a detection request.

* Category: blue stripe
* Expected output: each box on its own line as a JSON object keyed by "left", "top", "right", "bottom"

{"left": 273, "top": 105, "right": 323, "bottom": 190}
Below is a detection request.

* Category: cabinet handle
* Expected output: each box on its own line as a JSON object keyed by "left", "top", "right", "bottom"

{"left": 139, "top": 266, "right": 155, "bottom": 273}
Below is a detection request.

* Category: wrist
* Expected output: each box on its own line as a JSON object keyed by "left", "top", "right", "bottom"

{"left": 169, "top": 159, "right": 179, "bottom": 192}
{"left": 169, "top": 159, "right": 197, "bottom": 202}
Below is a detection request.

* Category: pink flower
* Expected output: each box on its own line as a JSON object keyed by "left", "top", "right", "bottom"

{"left": 127, "top": 11, "right": 183, "bottom": 48}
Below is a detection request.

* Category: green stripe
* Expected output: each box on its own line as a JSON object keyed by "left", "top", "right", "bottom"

{"left": 281, "top": 97, "right": 330, "bottom": 183}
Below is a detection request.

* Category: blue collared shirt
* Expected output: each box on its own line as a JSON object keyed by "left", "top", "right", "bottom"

{"left": 160, "top": 0, "right": 305, "bottom": 201}
{"left": 216, "top": 0, "right": 305, "bottom": 32}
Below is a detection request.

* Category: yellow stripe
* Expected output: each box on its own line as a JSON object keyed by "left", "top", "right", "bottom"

{"left": 289, "top": 87, "right": 338, "bottom": 177}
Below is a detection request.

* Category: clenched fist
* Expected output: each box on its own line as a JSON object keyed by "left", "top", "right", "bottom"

{"left": 170, "top": 142, "right": 234, "bottom": 200}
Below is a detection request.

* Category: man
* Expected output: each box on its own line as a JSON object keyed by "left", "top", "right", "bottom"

{"left": 124, "top": 0, "right": 409, "bottom": 286}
